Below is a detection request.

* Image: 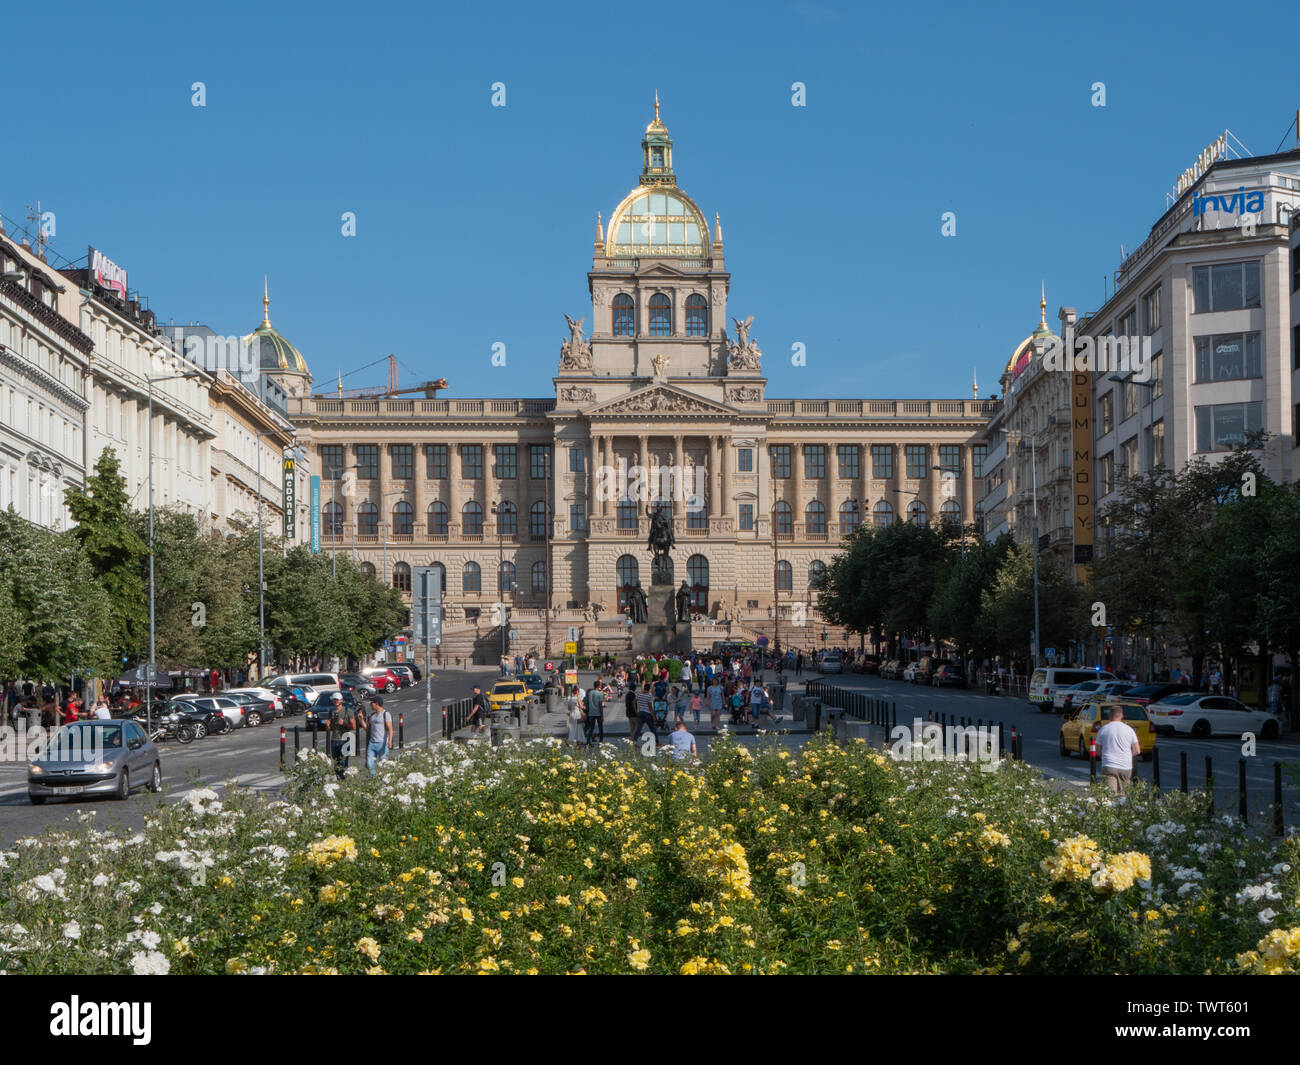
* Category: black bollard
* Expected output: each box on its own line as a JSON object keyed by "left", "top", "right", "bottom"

{"left": 1206, "top": 757, "right": 1214, "bottom": 812}
{"left": 279, "top": 726, "right": 286, "bottom": 772}
{"left": 293, "top": 726, "right": 300, "bottom": 759}
{"left": 399, "top": 712, "right": 405, "bottom": 749}
{"left": 1238, "top": 759, "right": 1247, "bottom": 823}
{"left": 1151, "top": 745, "right": 1160, "bottom": 789}
{"left": 1089, "top": 738, "right": 1096, "bottom": 782}
{"left": 1179, "top": 751, "right": 1188, "bottom": 793}
{"left": 1274, "top": 763, "right": 1285, "bottom": 837}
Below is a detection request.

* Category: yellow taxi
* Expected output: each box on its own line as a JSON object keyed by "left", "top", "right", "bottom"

{"left": 1059, "top": 698, "right": 1155, "bottom": 762}
{"left": 488, "top": 680, "right": 529, "bottom": 711}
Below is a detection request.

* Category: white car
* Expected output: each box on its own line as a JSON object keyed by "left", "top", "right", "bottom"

{"left": 1148, "top": 693, "right": 1281, "bottom": 739}
{"left": 820, "top": 654, "right": 843, "bottom": 674}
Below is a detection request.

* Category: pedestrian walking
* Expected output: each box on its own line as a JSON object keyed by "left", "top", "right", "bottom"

{"left": 567, "top": 686, "right": 586, "bottom": 745}
{"left": 467, "top": 685, "right": 490, "bottom": 735}
{"left": 795, "top": 651, "right": 804, "bottom": 677}
{"left": 1096, "top": 705, "right": 1140, "bottom": 796}
{"left": 366, "top": 695, "right": 393, "bottom": 774}
{"left": 324, "top": 692, "right": 360, "bottom": 780}
{"left": 634, "top": 682, "right": 655, "bottom": 748}
{"left": 707, "top": 676, "right": 723, "bottom": 729}
{"left": 689, "top": 689, "right": 702, "bottom": 724}
{"left": 584, "top": 683, "right": 605, "bottom": 744}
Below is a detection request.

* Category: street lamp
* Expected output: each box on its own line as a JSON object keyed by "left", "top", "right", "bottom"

{"left": 1109, "top": 372, "right": 1158, "bottom": 679}
{"left": 146, "top": 369, "right": 208, "bottom": 732}
{"left": 253, "top": 426, "right": 291, "bottom": 682}
{"left": 380, "top": 488, "right": 409, "bottom": 589}
{"left": 490, "top": 500, "right": 509, "bottom": 663}
{"left": 932, "top": 463, "right": 966, "bottom": 559}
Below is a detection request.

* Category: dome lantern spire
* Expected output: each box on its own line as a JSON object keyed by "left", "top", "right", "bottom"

{"left": 262, "top": 275, "right": 271, "bottom": 328}
{"left": 640, "top": 92, "right": 675, "bottom": 186}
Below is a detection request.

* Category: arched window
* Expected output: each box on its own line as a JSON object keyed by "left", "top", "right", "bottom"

{"left": 940, "top": 500, "right": 961, "bottom": 528}
{"left": 974, "top": 502, "right": 985, "bottom": 536}
{"left": 805, "top": 500, "right": 826, "bottom": 534}
{"left": 427, "top": 501, "right": 448, "bottom": 535}
{"left": 839, "top": 500, "right": 860, "bottom": 536}
{"left": 616, "top": 554, "right": 639, "bottom": 610}
{"left": 494, "top": 501, "right": 516, "bottom": 536}
{"left": 775, "top": 559, "right": 793, "bottom": 591}
{"left": 873, "top": 500, "right": 894, "bottom": 527}
{"left": 428, "top": 561, "right": 447, "bottom": 593}
{"left": 392, "top": 500, "right": 413, "bottom": 535}
{"left": 530, "top": 501, "right": 549, "bottom": 538}
{"left": 809, "top": 559, "right": 827, "bottom": 589}
{"left": 324, "top": 501, "right": 344, "bottom": 537}
{"left": 774, "top": 500, "right": 792, "bottom": 535}
{"left": 531, "top": 560, "right": 547, "bottom": 594}
{"left": 648, "top": 292, "right": 671, "bottom": 337}
{"left": 499, "top": 561, "right": 516, "bottom": 593}
{"left": 907, "top": 500, "right": 927, "bottom": 526}
{"left": 612, "top": 293, "right": 635, "bottom": 336}
{"left": 462, "top": 561, "right": 481, "bottom": 593}
{"left": 392, "top": 561, "right": 411, "bottom": 591}
{"left": 360, "top": 561, "right": 376, "bottom": 578}
{"left": 462, "top": 501, "right": 483, "bottom": 535}
{"left": 687, "top": 554, "right": 709, "bottom": 611}
{"left": 357, "top": 501, "right": 378, "bottom": 535}
{"left": 617, "top": 498, "right": 638, "bottom": 530}
{"left": 685, "top": 294, "right": 707, "bottom": 337}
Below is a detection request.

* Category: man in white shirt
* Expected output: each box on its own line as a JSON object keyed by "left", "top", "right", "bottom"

{"left": 1096, "top": 705, "right": 1140, "bottom": 796}
{"left": 668, "top": 720, "right": 696, "bottom": 762}
{"left": 92, "top": 701, "right": 112, "bottom": 720}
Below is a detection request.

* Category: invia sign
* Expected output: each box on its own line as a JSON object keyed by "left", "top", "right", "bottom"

{"left": 1192, "top": 186, "right": 1264, "bottom": 216}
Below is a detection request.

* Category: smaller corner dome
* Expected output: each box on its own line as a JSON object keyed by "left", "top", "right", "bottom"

{"left": 244, "top": 282, "right": 309, "bottom": 375}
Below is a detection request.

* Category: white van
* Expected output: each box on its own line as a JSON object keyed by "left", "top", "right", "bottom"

{"left": 267, "top": 673, "right": 341, "bottom": 704}
{"left": 1029, "top": 667, "right": 1117, "bottom": 711}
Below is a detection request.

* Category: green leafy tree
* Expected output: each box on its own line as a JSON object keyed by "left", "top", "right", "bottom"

{"left": 64, "top": 448, "right": 148, "bottom": 663}
{"left": 979, "top": 543, "right": 1087, "bottom": 668}
{"left": 928, "top": 533, "right": 1013, "bottom": 666}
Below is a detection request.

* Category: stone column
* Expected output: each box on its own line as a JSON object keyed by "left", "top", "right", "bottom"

{"left": 720, "top": 434, "right": 732, "bottom": 518}
{"left": 448, "top": 444, "right": 461, "bottom": 533}
{"left": 857, "top": 441, "right": 869, "bottom": 533}
{"left": 411, "top": 443, "right": 425, "bottom": 539}
{"left": 710, "top": 435, "right": 721, "bottom": 519}
{"left": 792, "top": 441, "right": 804, "bottom": 533}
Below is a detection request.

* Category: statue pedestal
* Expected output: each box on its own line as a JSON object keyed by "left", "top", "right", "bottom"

{"left": 628, "top": 585, "right": 691, "bottom": 656}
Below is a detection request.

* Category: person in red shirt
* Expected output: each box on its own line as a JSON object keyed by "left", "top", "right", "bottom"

{"left": 63, "top": 702, "right": 79, "bottom": 725}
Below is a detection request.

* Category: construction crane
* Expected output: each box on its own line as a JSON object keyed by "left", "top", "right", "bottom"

{"left": 315, "top": 354, "right": 448, "bottom": 399}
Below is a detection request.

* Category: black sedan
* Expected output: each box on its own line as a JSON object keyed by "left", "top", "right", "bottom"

{"left": 168, "top": 704, "right": 232, "bottom": 737}
{"left": 931, "top": 664, "right": 966, "bottom": 688}
{"left": 304, "top": 688, "right": 359, "bottom": 729}
{"left": 267, "top": 685, "right": 310, "bottom": 715}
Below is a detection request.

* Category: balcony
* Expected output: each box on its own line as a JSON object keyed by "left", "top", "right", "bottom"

{"left": 764, "top": 398, "right": 998, "bottom": 421}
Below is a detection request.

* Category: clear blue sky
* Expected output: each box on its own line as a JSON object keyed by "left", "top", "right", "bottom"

{"left": 6, "top": 0, "right": 1296, "bottom": 399}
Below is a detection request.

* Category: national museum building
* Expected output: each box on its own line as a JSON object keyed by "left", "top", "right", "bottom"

{"left": 278, "top": 103, "right": 995, "bottom": 657}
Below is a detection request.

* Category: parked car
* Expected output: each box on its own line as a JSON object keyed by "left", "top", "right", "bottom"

{"left": 338, "top": 673, "right": 378, "bottom": 698}
{"left": 1059, "top": 699, "right": 1155, "bottom": 761}
{"left": 911, "top": 656, "right": 936, "bottom": 684}
{"left": 1029, "top": 667, "right": 1118, "bottom": 711}
{"left": 820, "top": 654, "right": 843, "bottom": 675}
{"left": 28, "top": 719, "right": 162, "bottom": 804}
{"left": 215, "top": 691, "right": 276, "bottom": 725}
{"left": 361, "top": 667, "right": 401, "bottom": 693}
{"left": 1147, "top": 693, "right": 1280, "bottom": 739}
{"left": 267, "top": 672, "right": 342, "bottom": 698}
{"left": 387, "top": 664, "right": 419, "bottom": 687}
{"left": 853, "top": 657, "right": 881, "bottom": 675}
{"left": 267, "top": 684, "right": 311, "bottom": 715}
{"left": 931, "top": 664, "right": 966, "bottom": 688}
{"left": 1053, "top": 680, "right": 1109, "bottom": 714}
{"left": 516, "top": 673, "right": 545, "bottom": 698}
{"left": 1110, "top": 682, "right": 1186, "bottom": 707}
{"left": 168, "top": 703, "right": 231, "bottom": 737}
{"left": 223, "top": 687, "right": 284, "bottom": 714}
{"left": 305, "top": 688, "right": 358, "bottom": 729}
{"left": 881, "top": 660, "right": 903, "bottom": 680}
{"left": 168, "top": 694, "right": 248, "bottom": 729}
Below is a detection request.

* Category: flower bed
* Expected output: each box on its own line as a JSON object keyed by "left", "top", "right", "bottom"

{"left": 0, "top": 736, "right": 1296, "bottom": 974}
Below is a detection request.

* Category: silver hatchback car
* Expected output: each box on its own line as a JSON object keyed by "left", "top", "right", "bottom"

{"left": 28, "top": 720, "right": 162, "bottom": 804}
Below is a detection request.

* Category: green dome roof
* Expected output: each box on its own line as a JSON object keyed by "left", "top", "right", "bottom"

{"left": 244, "top": 282, "right": 308, "bottom": 375}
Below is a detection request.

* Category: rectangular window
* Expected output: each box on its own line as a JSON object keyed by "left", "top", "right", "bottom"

{"left": 687, "top": 505, "right": 707, "bottom": 530}
{"left": 972, "top": 444, "right": 988, "bottom": 479}
{"left": 1117, "top": 306, "right": 1137, "bottom": 338}
{"left": 770, "top": 445, "right": 791, "bottom": 479}
{"left": 1151, "top": 420, "right": 1165, "bottom": 467}
{"left": 391, "top": 444, "right": 413, "bottom": 480}
{"left": 1294, "top": 325, "right": 1300, "bottom": 370}
{"left": 529, "top": 444, "right": 551, "bottom": 480}
{"left": 1195, "top": 401, "right": 1264, "bottom": 452}
{"left": 905, "top": 444, "right": 927, "bottom": 479}
{"left": 1122, "top": 436, "right": 1139, "bottom": 477}
{"left": 1142, "top": 285, "right": 1162, "bottom": 333}
{"left": 1150, "top": 352, "right": 1163, "bottom": 400}
{"left": 425, "top": 444, "right": 448, "bottom": 479}
{"left": 804, "top": 444, "right": 825, "bottom": 479}
{"left": 1122, "top": 380, "right": 1138, "bottom": 421}
{"left": 462, "top": 444, "right": 483, "bottom": 479}
{"left": 1293, "top": 247, "right": 1300, "bottom": 293}
{"left": 570, "top": 503, "right": 586, "bottom": 531}
{"left": 569, "top": 447, "right": 585, "bottom": 474}
{"left": 836, "top": 444, "right": 859, "bottom": 480}
{"left": 938, "top": 445, "right": 961, "bottom": 473}
{"left": 738, "top": 503, "right": 754, "bottom": 531}
{"left": 1193, "top": 261, "right": 1261, "bottom": 312}
{"left": 871, "top": 444, "right": 894, "bottom": 479}
{"left": 737, "top": 447, "right": 753, "bottom": 472}
{"left": 1194, "top": 332, "right": 1262, "bottom": 383}
{"left": 493, "top": 444, "right": 517, "bottom": 479}
{"left": 1099, "top": 392, "right": 1114, "bottom": 435}
{"left": 1100, "top": 452, "right": 1115, "bottom": 496}
{"left": 356, "top": 445, "right": 378, "bottom": 480}
{"left": 320, "top": 444, "right": 345, "bottom": 479}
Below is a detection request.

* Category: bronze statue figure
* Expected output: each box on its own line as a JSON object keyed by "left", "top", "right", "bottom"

{"left": 675, "top": 580, "right": 692, "bottom": 624}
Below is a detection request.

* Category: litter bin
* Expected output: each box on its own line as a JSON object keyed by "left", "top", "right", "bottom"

{"left": 490, "top": 709, "right": 510, "bottom": 747}
{"left": 772, "top": 681, "right": 787, "bottom": 714}
{"left": 545, "top": 685, "right": 560, "bottom": 714}
{"left": 527, "top": 696, "right": 544, "bottom": 725}
{"left": 805, "top": 698, "right": 822, "bottom": 732}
